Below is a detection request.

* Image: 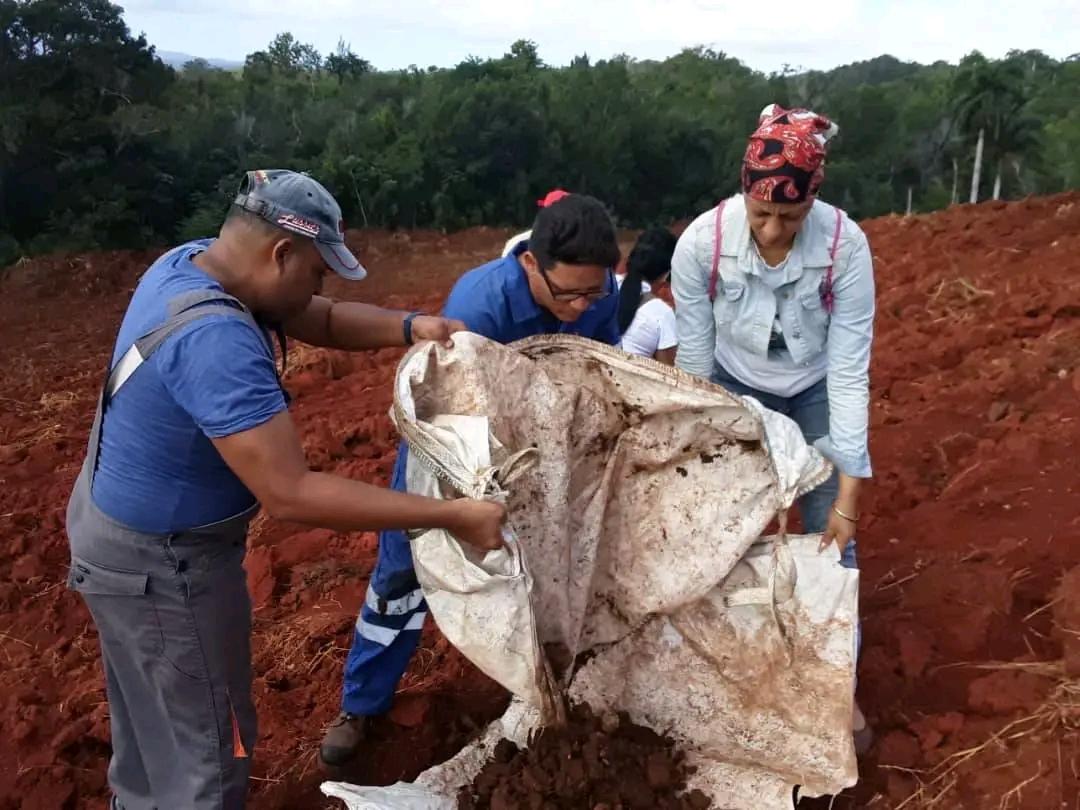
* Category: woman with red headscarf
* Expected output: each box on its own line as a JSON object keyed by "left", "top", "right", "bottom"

{"left": 672, "top": 104, "right": 875, "bottom": 749}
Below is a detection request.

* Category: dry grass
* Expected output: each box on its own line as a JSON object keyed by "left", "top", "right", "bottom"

{"left": 283, "top": 342, "right": 330, "bottom": 380}
{"left": 1024, "top": 597, "right": 1063, "bottom": 623}
{"left": 396, "top": 644, "right": 442, "bottom": 695}
{"left": 253, "top": 608, "right": 352, "bottom": 687}
{"left": 3, "top": 421, "right": 63, "bottom": 452}
{"left": 1, "top": 384, "right": 91, "bottom": 448}
{"left": 38, "top": 389, "right": 81, "bottom": 413}
{"left": 927, "top": 271, "right": 996, "bottom": 308}
{"left": 998, "top": 766, "right": 1045, "bottom": 810}
{"left": 897, "top": 661, "right": 1079, "bottom": 810}
{"left": 873, "top": 559, "right": 929, "bottom": 593}
{"left": 306, "top": 638, "right": 349, "bottom": 676}
{"left": 254, "top": 613, "right": 336, "bottom": 677}
{"left": 261, "top": 738, "right": 321, "bottom": 786}
{"left": 0, "top": 630, "right": 34, "bottom": 668}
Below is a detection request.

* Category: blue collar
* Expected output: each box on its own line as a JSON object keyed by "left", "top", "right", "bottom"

{"left": 504, "top": 254, "right": 548, "bottom": 325}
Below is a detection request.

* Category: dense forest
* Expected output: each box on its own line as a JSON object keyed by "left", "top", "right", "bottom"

{"left": 1, "top": 0, "right": 1078, "bottom": 267}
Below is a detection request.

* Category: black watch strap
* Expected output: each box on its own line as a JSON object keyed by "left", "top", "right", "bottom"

{"left": 403, "top": 311, "right": 422, "bottom": 345}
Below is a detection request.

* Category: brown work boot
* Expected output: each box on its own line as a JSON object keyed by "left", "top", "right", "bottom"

{"left": 319, "top": 711, "right": 368, "bottom": 766}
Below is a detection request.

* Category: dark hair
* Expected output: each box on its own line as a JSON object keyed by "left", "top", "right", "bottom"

{"left": 528, "top": 194, "right": 620, "bottom": 272}
{"left": 616, "top": 227, "right": 677, "bottom": 332}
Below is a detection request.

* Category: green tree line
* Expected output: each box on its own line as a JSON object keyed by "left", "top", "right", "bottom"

{"left": 2, "top": 0, "right": 1078, "bottom": 267}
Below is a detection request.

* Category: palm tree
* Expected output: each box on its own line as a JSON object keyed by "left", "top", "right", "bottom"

{"left": 990, "top": 112, "right": 1041, "bottom": 199}
{"left": 950, "top": 53, "right": 1030, "bottom": 203}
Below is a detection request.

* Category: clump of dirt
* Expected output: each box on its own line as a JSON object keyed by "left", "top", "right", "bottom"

{"left": 457, "top": 703, "right": 711, "bottom": 810}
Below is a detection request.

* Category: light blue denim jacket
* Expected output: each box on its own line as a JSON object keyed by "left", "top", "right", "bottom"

{"left": 672, "top": 195, "right": 875, "bottom": 478}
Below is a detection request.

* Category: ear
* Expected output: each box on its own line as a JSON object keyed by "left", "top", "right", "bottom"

{"left": 519, "top": 250, "right": 539, "bottom": 274}
{"left": 270, "top": 237, "right": 292, "bottom": 274}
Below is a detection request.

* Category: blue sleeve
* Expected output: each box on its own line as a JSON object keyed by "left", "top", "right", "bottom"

{"left": 155, "top": 317, "right": 288, "bottom": 438}
{"left": 443, "top": 281, "right": 506, "bottom": 342}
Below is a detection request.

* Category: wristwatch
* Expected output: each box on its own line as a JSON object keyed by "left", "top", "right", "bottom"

{"left": 403, "top": 312, "right": 423, "bottom": 346}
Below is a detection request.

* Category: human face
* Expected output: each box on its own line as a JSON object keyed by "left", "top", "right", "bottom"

{"left": 520, "top": 250, "right": 612, "bottom": 323}
{"left": 262, "top": 237, "right": 328, "bottom": 320}
{"left": 744, "top": 195, "right": 813, "bottom": 253}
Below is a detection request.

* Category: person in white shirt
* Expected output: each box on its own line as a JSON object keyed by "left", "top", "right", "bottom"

{"left": 617, "top": 227, "right": 678, "bottom": 364}
{"left": 501, "top": 188, "right": 571, "bottom": 257}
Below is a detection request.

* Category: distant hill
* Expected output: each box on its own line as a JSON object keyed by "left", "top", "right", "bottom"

{"left": 157, "top": 50, "right": 243, "bottom": 70}
{"left": 798, "top": 54, "right": 937, "bottom": 88}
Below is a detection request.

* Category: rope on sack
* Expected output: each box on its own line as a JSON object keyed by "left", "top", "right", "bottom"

{"left": 487, "top": 447, "right": 541, "bottom": 491}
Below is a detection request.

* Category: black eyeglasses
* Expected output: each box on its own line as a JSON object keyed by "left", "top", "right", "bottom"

{"left": 538, "top": 266, "right": 615, "bottom": 303}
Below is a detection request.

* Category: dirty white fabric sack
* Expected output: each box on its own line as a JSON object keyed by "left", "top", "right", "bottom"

{"left": 323, "top": 333, "right": 856, "bottom": 809}
{"left": 403, "top": 414, "right": 557, "bottom": 716}
{"left": 392, "top": 334, "right": 829, "bottom": 658}
{"left": 323, "top": 538, "right": 858, "bottom": 810}
{"left": 571, "top": 534, "right": 860, "bottom": 805}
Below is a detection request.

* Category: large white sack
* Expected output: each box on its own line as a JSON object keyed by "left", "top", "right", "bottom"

{"left": 392, "top": 334, "right": 831, "bottom": 657}
{"left": 323, "top": 334, "right": 857, "bottom": 809}
{"left": 322, "top": 537, "right": 858, "bottom": 809}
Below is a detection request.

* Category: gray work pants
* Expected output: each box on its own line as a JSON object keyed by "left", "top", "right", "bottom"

{"left": 67, "top": 464, "right": 256, "bottom": 810}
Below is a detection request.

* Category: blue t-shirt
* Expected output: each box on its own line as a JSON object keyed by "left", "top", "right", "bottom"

{"left": 92, "top": 241, "right": 288, "bottom": 533}
{"left": 443, "top": 251, "right": 620, "bottom": 344}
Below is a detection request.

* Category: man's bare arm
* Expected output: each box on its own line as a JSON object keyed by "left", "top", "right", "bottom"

{"left": 212, "top": 411, "right": 504, "bottom": 549}
{"left": 284, "top": 296, "right": 464, "bottom": 350}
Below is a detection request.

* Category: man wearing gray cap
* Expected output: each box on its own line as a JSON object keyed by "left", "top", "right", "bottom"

{"left": 65, "top": 169, "right": 505, "bottom": 810}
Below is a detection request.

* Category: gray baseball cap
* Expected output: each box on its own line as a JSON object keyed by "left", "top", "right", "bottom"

{"left": 233, "top": 169, "right": 367, "bottom": 280}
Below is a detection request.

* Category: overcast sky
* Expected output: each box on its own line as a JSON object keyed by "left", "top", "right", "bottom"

{"left": 121, "top": 0, "right": 1079, "bottom": 73}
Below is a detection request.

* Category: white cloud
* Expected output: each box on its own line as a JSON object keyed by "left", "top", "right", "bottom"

{"left": 121, "top": 0, "right": 1079, "bottom": 71}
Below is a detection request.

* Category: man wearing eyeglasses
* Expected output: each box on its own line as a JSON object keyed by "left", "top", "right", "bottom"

{"left": 445, "top": 193, "right": 621, "bottom": 342}
{"left": 321, "top": 193, "right": 621, "bottom": 766}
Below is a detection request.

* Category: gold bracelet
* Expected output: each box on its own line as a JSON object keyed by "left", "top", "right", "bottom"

{"left": 832, "top": 504, "right": 859, "bottom": 523}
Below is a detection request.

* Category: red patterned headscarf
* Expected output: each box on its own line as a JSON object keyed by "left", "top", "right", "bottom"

{"left": 741, "top": 104, "right": 839, "bottom": 204}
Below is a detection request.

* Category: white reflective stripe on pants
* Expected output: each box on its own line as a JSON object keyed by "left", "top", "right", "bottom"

{"left": 355, "top": 612, "right": 427, "bottom": 646}
{"left": 364, "top": 584, "right": 425, "bottom": 616}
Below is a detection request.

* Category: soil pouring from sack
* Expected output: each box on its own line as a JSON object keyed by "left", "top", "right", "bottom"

{"left": 457, "top": 703, "right": 712, "bottom": 810}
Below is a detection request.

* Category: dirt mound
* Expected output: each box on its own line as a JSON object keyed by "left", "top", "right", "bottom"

{"left": 458, "top": 704, "right": 711, "bottom": 810}
{"left": 0, "top": 195, "right": 1078, "bottom": 809}
{"left": 826, "top": 193, "right": 1080, "bottom": 809}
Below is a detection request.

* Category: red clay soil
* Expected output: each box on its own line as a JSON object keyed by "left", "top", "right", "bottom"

{"left": 458, "top": 703, "right": 712, "bottom": 810}
{"left": 0, "top": 196, "right": 1078, "bottom": 810}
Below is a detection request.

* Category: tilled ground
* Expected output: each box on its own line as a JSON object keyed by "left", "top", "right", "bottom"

{"left": 1, "top": 196, "right": 1078, "bottom": 809}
